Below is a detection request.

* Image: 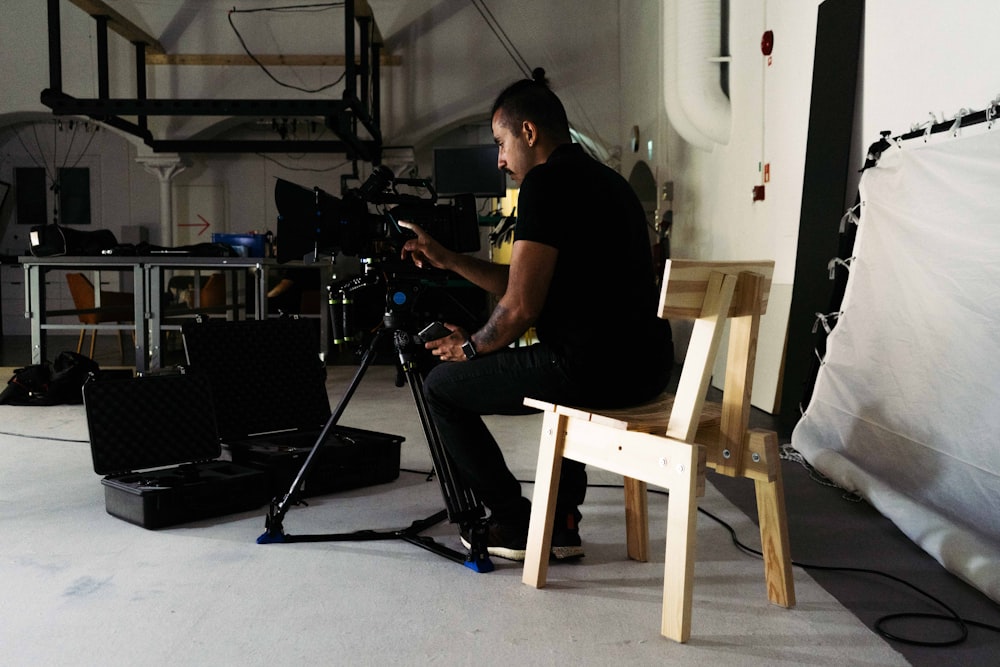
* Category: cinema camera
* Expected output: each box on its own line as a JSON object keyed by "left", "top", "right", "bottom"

{"left": 274, "top": 166, "right": 485, "bottom": 347}
{"left": 274, "top": 165, "right": 480, "bottom": 263}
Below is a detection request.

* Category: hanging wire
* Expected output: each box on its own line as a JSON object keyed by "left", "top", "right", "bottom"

{"left": 468, "top": 1, "right": 603, "bottom": 162}
{"left": 25, "top": 124, "right": 56, "bottom": 183}
{"left": 17, "top": 121, "right": 100, "bottom": 185}
{"left": 63, "top": 121, "right": 100, "bottom": 170}
{"left": 257, "top": 153, "right": 352, "bottom": 173}
{"left": 470, "top": 0, "right": 532, "bottom": 77}
{"left": 228, "top": 3, "right": 348, "bottom": 94}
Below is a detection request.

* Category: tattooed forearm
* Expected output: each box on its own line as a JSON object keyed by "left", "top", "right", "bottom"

{"left": 473, "top": 302, "right": 534, "bottom": 354}
{"left": 476, "top": 304, "right": 508, "bottom": 352}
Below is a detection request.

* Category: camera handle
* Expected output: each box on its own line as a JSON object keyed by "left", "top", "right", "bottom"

{"left": 257, "top": 319, "right": 494, "bottom": 573}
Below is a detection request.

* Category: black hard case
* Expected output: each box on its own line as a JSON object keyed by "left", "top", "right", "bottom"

{"left": 84, "top": 373, "right": 270, "bottom": 529}
{"left": 181, "top": 318, "right": 402, "bottom": 497}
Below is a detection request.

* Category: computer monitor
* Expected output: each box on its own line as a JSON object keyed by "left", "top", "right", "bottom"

{"left": 433, "top": 145, "right": 506, "bottom": 198}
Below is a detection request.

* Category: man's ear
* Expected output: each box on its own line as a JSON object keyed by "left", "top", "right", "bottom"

{"left": 522, "top": 120, "right": 538, "bottom": 147}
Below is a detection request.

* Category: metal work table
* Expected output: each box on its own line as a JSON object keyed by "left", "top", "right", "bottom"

{"left": 143, "top": 255, "right": 266, "bottom": 369}
{"left": 20, "top": 255, "right": 268, "bottom": 372}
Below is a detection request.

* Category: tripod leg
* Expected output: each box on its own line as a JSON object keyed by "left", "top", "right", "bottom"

{"left": 258, "top": 324, "right": 493, "bottom": 573}
{"left": 258, "top": 328, "right": 387, "bottom": 543}
{"left": 393, "top": 330, "right": 493, "bottom": 573}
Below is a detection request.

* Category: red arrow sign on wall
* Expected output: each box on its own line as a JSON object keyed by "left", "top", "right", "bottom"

{"left": 179, "top": 215, "right": 211, "bottom": 236}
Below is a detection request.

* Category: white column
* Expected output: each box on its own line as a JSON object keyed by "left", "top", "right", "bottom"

{"left": 135, "top": 153, "right": 187, "bottom": 247}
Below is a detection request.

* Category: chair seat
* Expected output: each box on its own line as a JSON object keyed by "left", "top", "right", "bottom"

{"left": 526, "top": 394, "right": 779, "bottom": 485}
{"left": 526, "top": 393, "right": 721, "bottom": 434}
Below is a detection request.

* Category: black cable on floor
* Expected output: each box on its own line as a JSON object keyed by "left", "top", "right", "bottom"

{"left": 0, "top": 430, "right": 89, "bottom": 443}
{"left": 645, "top": 484, "right": 1000, "bottom": 648}
{"left": 401, "top": 468, "right": 1000, "bottom": 646}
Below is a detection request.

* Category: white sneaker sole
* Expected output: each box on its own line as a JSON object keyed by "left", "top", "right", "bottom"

{"left": 460, "top": 535, "right": 526, "bottom": 562}
{"left": 460, "top": 536, "right": 582, "bottom": 562}
{"left": 550, "top": 544, "right": 585, "bottom": 560}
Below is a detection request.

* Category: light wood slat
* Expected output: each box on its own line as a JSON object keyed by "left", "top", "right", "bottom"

{"left": 715, "top": 272, "right": 763, "bottom": 477}
{"left": 659, "top": 259, "right": 774, "bottom": 319}
{"left": 146, "top": 53, "right": 403, "bottom": 67}
{"left": 68, "top": 0, "right": 165, "bottom": 53}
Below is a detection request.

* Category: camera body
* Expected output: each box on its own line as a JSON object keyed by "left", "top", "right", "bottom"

{"left": 274, "top": 166, "right": 480, "bottom": 264}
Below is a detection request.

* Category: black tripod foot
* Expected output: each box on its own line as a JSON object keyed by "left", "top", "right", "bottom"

{"left": 462, "top": 520, "right": 495, "bottom": 573}
{"left": 464, "top": 555, "right": 494, "bottom": 573}
{"left": 257, "top": 500, "right": 288, "bottom": 544}
{"left": 257, "top": 530, "right": 287, "bottom": 544}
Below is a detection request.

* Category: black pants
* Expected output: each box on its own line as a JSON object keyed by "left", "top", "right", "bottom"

{"left": 422, "top": 342, "right": 670, "bottom": 526}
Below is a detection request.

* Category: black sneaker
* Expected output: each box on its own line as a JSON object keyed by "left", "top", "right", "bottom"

{"left": 460, "top": 511, "right": 585, "bottom": 562}
{"left": 460, "top": 519, "right": 528, "bottom": 561}
{"left": 550, "top": 510, "right": 584, "bottom": 561}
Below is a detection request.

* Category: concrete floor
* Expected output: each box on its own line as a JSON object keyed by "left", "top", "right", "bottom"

{"left": 0, "top": 339, "right": 911, "bottom": 666}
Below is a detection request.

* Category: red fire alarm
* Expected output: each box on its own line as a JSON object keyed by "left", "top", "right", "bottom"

{"left": 761, "top": 30, "right": 774, "bottom": 56}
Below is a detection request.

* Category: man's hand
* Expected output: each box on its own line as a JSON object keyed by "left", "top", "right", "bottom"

{"left": 399, "top": 220, "right": 452, "bottom": 271}
{"left": 424, "top": 323, "right": 470, "bottom": 362}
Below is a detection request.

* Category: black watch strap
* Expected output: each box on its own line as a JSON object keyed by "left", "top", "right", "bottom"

{"left": 461, "top": 338, "right": 478, "bottom": 360}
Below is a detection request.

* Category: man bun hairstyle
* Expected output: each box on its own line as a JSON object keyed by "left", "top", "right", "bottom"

{"left": 491, "top": 67, "right": 571, "bottom": 142}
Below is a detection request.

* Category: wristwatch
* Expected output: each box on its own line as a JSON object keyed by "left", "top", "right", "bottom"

{"left": 461, "top": 337, "right": 478, "bottom": 360}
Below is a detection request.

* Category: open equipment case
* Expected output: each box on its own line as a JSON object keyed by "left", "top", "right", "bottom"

{"left": 84, "top": 372, "right": 271, "bottom": 529}
{"left": 180, "top": 316, "right": 402, "bottom": 498}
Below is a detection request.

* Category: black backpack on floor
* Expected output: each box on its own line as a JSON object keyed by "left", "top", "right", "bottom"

{"left": 0, "top": 351, "right": 100, "bottom": 406}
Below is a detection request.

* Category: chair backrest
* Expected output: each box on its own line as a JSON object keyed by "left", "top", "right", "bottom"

{"left": 199, "top": 273, "right": 226, "bottom": 307}
{"left": 658, "top": 259, "right": 774, "bottom": 475}
{"left": 65, "top": 272, "right": 134, "bottom": 324}
{"left": 65, "top": 272, "right": 98, "bottom": 324}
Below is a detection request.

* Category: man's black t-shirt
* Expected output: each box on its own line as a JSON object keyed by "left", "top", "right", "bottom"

{"left": 514, "top": 143, "right": 671, "bottom": 384}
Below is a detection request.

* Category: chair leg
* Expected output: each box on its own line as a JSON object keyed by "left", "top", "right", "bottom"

{"left": 624, "top": 477, "right": 649, "bottom": 562}
{"left": 76, "top": 329, "right": 86, "bottom": 354}
{"left": 523, "top": 410, "right": 566, "bottom": 589}
{"left": 88, "top": 330, "right": 97, "bottom": 359}
{"left": 659, "top": 443, "right": 702, "bottom": 643}
{"left": 751, "top": 431, "right": 796, "bottom": 608}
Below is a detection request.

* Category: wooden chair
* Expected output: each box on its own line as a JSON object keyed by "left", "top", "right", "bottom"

{"left": 522, "top": 259, "right": 795, "bottom": 643}
{"left": 65, "top": 272, "right": 135, "bottom": 360}
{"left": 198, "top": 273, "right": 227, "bottom": 309}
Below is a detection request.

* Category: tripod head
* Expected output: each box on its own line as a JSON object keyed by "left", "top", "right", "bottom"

{"left": 328, "top": 258, "right": 483, "bottom": 352}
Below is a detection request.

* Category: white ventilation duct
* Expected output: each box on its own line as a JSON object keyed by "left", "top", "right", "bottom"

{"left": 663, "top": 0, "right": 732, "bottom": 149}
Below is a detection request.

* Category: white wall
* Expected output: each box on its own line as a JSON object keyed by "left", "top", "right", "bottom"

{"left": 861, "top": 0, "right": 1000, "bottom": 143}
{"left": 649, "top": 1, "right": 822, "bottom": 411}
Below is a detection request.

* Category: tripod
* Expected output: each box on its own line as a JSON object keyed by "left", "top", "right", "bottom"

{"left": 256, "top": 314, "right": 495, "bottom": 573}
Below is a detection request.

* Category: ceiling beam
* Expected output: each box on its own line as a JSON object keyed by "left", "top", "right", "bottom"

{"left": 67, "top": 0, "right": 165, "bottom": 54}
{"left": 148, "top": 139, "right": 377, "bottom": 155}
{"left": 40, "top": 90, "right": 353, "bottom": 116}
{"left": 353, "top": 0, "right": 383, "bottom": 44}
{"left": 145, "top": 53, "right": 401, "bottom": 67}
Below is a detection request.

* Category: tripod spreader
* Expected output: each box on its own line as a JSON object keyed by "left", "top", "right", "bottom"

{"left": 257, "top": 322, "right": 494, "bottom": 574}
